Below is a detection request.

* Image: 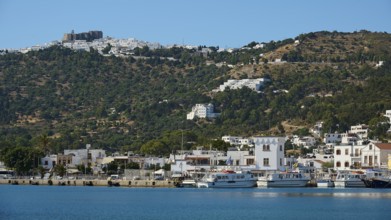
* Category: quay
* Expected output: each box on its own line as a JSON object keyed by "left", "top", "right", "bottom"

{"left": 0, "top": 178, "right": 177, "bottom": 188}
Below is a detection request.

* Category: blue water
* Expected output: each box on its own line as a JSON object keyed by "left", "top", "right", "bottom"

{"left": 1, "top": 185, "right": 391, "bottom": 220}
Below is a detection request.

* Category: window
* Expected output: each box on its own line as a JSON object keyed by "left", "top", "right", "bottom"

{"left": 263, "top": 158, "right": 269, "bottom": 166}
{"left": 279, "top": 145, "right": 282, "bottom": 151}
{"left": 369, "top": 145, "right": 372, "bottom": 150}
{"left": 345, "top": 149, "right": 349, "bottom": 155}
{"left": 336, "top": 161, "right": 341, "bottom": 167}
{"left": 336, "top": 149, "right": 341, "bottom": 155}
{"left": 44, "top": 161, "right": 48, "bottom": 165}
{"left": 364, "top": 156, "right": 367, "bottom": 164}
{"left": 280, "top": 158, "right": 282, "bottom": 166}
{"left": 262, "top": 145, "right": 270, "bottom": 151}
{"left": 246, "top": 159, "right": 254, "bottom": 165}
{"left": 344, "top": 161, "right": 350, "bottom": 167}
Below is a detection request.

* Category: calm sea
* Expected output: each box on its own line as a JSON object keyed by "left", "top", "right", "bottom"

{"left": 1, "top": 185, "right": 391, "bottom": 220}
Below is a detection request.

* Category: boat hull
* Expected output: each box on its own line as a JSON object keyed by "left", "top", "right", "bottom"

{"left": 334, "top": 180, "right": 365, "bottom": 187}
{"left": 363, "top": 178, "right": 391, "bottom": 188}
{"left": 316, "top": 180, "right": 334, "bottom": 187}
{"left": 257, "top": 180, "right": 308, "bottom": 187}
{"left": 197, "top": 180, "right": 257, "bottom": 188}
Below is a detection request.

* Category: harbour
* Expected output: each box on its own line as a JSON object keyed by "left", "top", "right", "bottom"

{"left": 1, "top": 185, "right": 391, "bottom": 220}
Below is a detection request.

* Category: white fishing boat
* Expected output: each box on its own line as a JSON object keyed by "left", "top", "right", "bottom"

{"left": 196, "top": 170, "right": 257, "bottom": 188}
{"left": 180, "top": 179, "right": 197, "bottom": 188}
{"left": 316, "top": 179, "right": 334, "bottom": 187}
{"left": 257, "top": 172, "right": 310, "bottom": 187}
{"left": 334, "top": 171, "right": 366, "bottom": 187}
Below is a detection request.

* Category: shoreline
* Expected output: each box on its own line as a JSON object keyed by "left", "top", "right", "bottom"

{"left": 0, "top": 178, "right": 177, "bottom": 188}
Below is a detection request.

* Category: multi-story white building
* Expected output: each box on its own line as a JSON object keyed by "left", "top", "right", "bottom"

{"left": 361, "top": 143, "right": 391, "bottom": 169}
{"left": 41, "top": 155, "right": 58, "bottom": 169}
{"left": 334, "top": 142, "right": 391, "bottom": 170}
{"left": 253, "top": 136, "right": 286, "bottom": 171}
{"left": 221, "top": 136, "right": 254, "bottom": 147}
{"left": 63, "top": 148, "right": 106, "bottom": 167}
{"left": 340, "top": 133, "right": 359, "bottom": 145}
{"left": 349, "top": 124, "right": 368, "bottom": 139}
{"left": 186, "top": 103, "right": 220, "bottom": 120}
{"left": 323, "top": 133, "right": 342, "bottom": 144}
{"left": 334, "top": 144, "right": 364, "bottom": 170}
{"left": 292, "top": 135, "right": 316, "bottom": 149}
{"left": 218, "top": 78, "right": 269, "bottom": 92}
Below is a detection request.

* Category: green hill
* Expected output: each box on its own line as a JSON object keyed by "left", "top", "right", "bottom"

{"left": 0, "top": 30, "right": 390, "bottom": 155}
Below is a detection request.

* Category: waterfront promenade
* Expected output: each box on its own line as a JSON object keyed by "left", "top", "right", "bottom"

{"left": 0, "top": 178, "right": 177, "bottom": 187}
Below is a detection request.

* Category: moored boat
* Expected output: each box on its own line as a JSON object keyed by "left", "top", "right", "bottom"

{"left": 196, "top": 170, "right": 257, "bottom": 188}
{"left": 362, "top": 170, "right": 391, "bottom": 188}
{"left": 178, "top": 179, "right": 197, "bottom": 188}
{"left": 334, "top": 171, "right": 366, "bottom": 187}
{"left": 316, "top": 179, "right": 334, "bottom": 187}
{"left": 257, "top": 172, "right": 310, "bottom": 187}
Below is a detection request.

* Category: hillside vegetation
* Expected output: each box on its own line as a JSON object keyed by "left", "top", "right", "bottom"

{"left": 0, "top": 30, "right": 390, "bottom": 155}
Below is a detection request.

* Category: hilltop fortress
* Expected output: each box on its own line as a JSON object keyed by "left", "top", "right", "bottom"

{"left": 63, "top": 30, "right": 103, "bottom": 42}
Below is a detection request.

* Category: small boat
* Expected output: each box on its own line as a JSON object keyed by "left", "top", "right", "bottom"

{"left": 179, "top": 179, "right": 197, "bottom": 188}
{"left": 362, "top": 170, "right": 391, "bottom": 188}
{"left": 257, "top": 172, "right": 310, "bottom": 187}
{"left": 196, "top": 170, "right": 257, "bottom": 188}
{"left": 334, "top": 172, "right": 366, "bottom": 187}
{"left": 316, "top": 179, "right": 334, "bottom": 187}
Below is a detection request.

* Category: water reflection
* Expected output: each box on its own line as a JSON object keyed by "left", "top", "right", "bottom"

{"left": 251, "top": 191, "right": 391, "bottom": 198}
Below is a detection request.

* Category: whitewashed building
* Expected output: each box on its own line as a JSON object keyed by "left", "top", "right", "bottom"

{"left": 222, "top": 136, "right": 254, "bottom": 147}
{"left": 186, "top": 103, "right": 220, "bottom": 120}
{"left": 360, "top": 143, "right": 391, "bottom": 169}
{"left": 334, "top": 144, "right": 364, "bottom": 170}
{"left": 218, "top": 78, "right": 269, "bottom": 92}
{"left": 349, "top": 124, "right": 369, "bottom": 139}
{"left": 253, "top": 137, "right": 286, "bottom": 171}
{"left": 41, "top": 155, "right": 58, "bottom": 169}
{"left": 63, "top": 148, "right": 106, "bottom": 166}
{"left": 292, "top": 135, "right": 316, "bottom": 148}
{"left": 323, "top": 133, "right": 342, "bottom": 144}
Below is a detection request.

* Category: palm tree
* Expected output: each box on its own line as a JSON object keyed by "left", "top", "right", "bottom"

{"left": 38, "top": 134, "right": 51, "bottom": 155}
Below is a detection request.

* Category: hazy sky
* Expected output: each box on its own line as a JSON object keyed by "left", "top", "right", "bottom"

{"left": 0, "top": 0, "right": 390, "bottom": 49}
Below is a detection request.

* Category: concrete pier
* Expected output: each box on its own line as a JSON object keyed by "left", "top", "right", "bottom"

{"left": 0, "top": 178, "right": 177, "bottom": 188}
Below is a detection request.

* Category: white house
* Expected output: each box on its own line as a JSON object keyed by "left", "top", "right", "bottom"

{"left": 253, "top": 136, "right": 286, "bottom": 171}
{"left": 340, "top": 133, "right": 359, "bottom": 145}
{"left": 323, "top": 132, "right": 342, "bottom": 144}
{"left": 218, "top": 78, "right": 269, "bottom": 92}
{"left": 186, "top": 103, "right": 220, "bottom": 120}
{"left": 292, "top": 135, "right": 316, "bottom": 148}
{"left": 349, "top": 124, "right": 368, "bottom": 139}
{"left": 334, "top": 144, "right": 364, "bottom": 170}
{"left": 41, "top": 155, "right": 57, "bottom": 170}
{"left": 63, "top": 148, "right": 106, "bottom": 167}
{"left": 222, "top": 136, "right": 254, "bottom": 147}
{"left": 360, "top": 143, "right": 391, "bottom": 169}
{"left": 227, "top": 149, "right": 255, "bottom": 167}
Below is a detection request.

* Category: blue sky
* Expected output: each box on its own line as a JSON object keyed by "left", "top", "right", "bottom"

{"left": 0, "top": 0, "right": 390, "bottom": 49}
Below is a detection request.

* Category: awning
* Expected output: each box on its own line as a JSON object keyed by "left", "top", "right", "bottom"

{"left": 67, "top": 169, "right": 81, "bottom": 174}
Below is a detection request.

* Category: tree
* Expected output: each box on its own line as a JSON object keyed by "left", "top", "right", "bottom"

{"left": 54, "top": 164, "right": 66, "bottom": 177}
{"left": 0, "top": 147, "right": 43, "bottom": 175}
{"left": 140, "top": 140, "right": 170, "bottom": 156}
{"left": 102, "top": 44, "right": 112, "bottom": 54}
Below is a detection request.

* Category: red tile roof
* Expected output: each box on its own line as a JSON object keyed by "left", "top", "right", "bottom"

{"left": 374, "top": 143, "right": 391, "bottom": 150}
